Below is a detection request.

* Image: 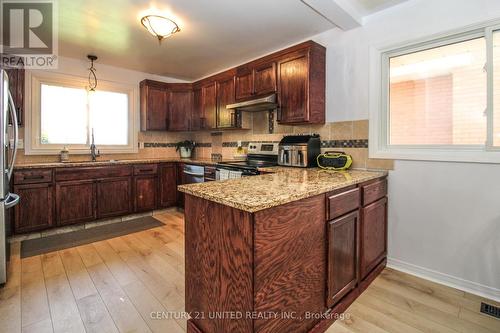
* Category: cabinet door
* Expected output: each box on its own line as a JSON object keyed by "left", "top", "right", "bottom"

{"left": 159, "top": 164, "right": 177, "bottom": 208}
{"left": 235, "top": 67, "right": 253, "bottom": 101}
{"left": 176, "top": 163, "right": 184, "bottom": 208}
{"left": 56, "top": 180, "right": 96, "bottom": 226}
{"left": 96, "top": 177, "right": 132, "bottom": 219}
{"left": 360, "top": 197, "right": 387, "bottom": 280}
{"left": 327, "top": 211, "right": 359, "bottom": 308}
{"left": 201, "top": 83, "right": 216, "bottom": 130}
{"left": 191, "top": 88, "right": 202, "bottom": 131}
{"left": 168, "top": 90, "right": 193, "bottom": 131}
{"left": 140, "top": 81, "right": 168, "bottom": 131}
{"left": 14, "top": 183, "right": 53, "bottom": 233}
{"left": 135, "top": 176, "right": 157, "bottom": 212}
{"left": 254, "top": 62, "right": 276, "bottom": 97}
{"left": 5, "top": 68, "right": 24, "bottom": 126}
{"left": 277, "top": 51, "right": 309, "bottom": 123}
{"left": 216, "top": 77, "right": 237, "bottom": 128}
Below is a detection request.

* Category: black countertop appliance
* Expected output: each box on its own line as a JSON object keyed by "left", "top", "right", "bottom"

{"left": 278, "top": 134, "right": 321, "bottom": 168}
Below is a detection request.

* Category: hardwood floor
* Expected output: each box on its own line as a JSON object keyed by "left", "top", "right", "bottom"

{"left": 1, "top": 209, "right": 499, "bottom": 333}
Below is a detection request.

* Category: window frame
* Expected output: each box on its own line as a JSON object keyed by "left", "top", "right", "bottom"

{"left": 370, "top": 19, "right": 500, "bottom": 163}
{"left": 25, "top": 70, "right": 138, "bottom": 155}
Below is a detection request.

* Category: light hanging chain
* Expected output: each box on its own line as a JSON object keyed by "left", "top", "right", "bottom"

{"left": 87, "top": 55, "right": 98, "bottom": 91}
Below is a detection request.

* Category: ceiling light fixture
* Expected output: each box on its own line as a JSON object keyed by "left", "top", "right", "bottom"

{"left": 87, "top": 55, "right": 98, "bottom": 91}
{"left": 141, "top": 15, "right": 180, "bottom": 44}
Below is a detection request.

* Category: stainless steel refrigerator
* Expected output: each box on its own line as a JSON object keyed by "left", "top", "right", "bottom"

{"left": 0, "top": 69, "right": 20, "bottom": 285}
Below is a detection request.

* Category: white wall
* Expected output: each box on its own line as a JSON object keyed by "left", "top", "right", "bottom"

{"left": 311, "top": 0, "right": 500, "bottom": 300}
{"left": 41, "top": 56, "right": 187, "bottom": 85}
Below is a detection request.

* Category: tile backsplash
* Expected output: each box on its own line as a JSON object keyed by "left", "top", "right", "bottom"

{"left": 15, "top": 117, "right": 393, "bottom": 170}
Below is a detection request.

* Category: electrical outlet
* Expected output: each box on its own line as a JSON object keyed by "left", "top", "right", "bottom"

{"left": 10, "top": 138, "right": 23, "bottom": 149}
{"left": 139, "top": 141, "right": 145, "bottom": 149}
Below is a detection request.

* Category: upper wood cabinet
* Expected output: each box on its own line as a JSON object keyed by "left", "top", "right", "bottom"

{"left": 235, "top": 61, "right": 277, "bottom": 101}
{"left": 5, "top": 67, "right": 24, "bottom": 126}
{"left": 140, "top": 40, "right": 325, "bottom": 131}
{"left": 277, "top": 44, "right": 325, "bottom": 124}
{"left": 168, "top": 85, "right": 193, "bottom": 131}
{"left": 216, "top": 77, "right": 238, "bottom": 128}
{"left": 200, "top": 82, "right": 217, "bottom": 130}
{"left": 140, "top": 80, "right": 168, "bottom": 131}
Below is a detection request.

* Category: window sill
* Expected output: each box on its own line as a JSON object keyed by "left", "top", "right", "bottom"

{"left": 369, "top": 146, "right": 500, "bottom": 164}
{"left": 24, "top": 147, "right": 139, "bottom": 156}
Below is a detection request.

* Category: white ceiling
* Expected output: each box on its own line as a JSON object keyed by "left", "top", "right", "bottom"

{"left": 352, "top": 0, "right": 408, "bottom": 15}
{"left": 57, "top": 0, "right": 407, "bottom": 80}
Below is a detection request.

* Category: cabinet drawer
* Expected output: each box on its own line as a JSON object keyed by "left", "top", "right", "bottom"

{"left": 56, "top": 166, "right": 133, "bottom": 181}
{"left": 362, "top": 178, "right": 387, "bottom": 206}
{"left": 14, "top": 169, "right": 53, "bottom": 184}
{"left": 134, "top": 164, "right": 158, "bottom": 175}
{"left": 327, "top": 187, "right": 360, "bottom": 220}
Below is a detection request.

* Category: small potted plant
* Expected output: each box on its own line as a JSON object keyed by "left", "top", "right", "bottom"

{"left": 175, "top": 140, "right": 196, "bottom": 158}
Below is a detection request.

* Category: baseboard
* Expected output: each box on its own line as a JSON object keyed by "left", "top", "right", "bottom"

{"left": 387, "top": 257, "right": 500, "bottom": 303}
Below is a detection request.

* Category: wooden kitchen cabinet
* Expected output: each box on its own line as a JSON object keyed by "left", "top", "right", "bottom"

{"left": 96, "top": 177, "right": 132, "bottom": 218}
{"left": 159, "top": 163, "right": 177, "bottom": 208}
{"left": 176, "top": 163, "right": 185, "bottom": 208}
{"left": 277, "top": 44, "right": 325, "bottom": 124}
{"left": 235, "top": 67, "right": 253, "bottom": 100}
{"left": 140, "top": 80, "right": 168, "bottom": 131}
{"left": 327, "top": 210, "right": 359, "bottom": 308}
{"left": 216, "top": 77, "right": 238, "bottom": 128}
{"left": 235, "top": 61, "right": 276, "bottom": 101}
{"left": 135, "top": 176, "right": 157, "bottom": 212}
{"left": 254, "top": 61, "right": 277, "bottom": 96}
{"left": 13, "top": 183, "right": 53, "bottom": 233}
{"left": 200, "top": 82, "right": 217, "bottom": 129}
{"left": 5, "top": 67, "right": 24, "bottom": 126}
{"left": 360, "top": 197, "right": 387, "bottom": 280}
{"left": 168, "top": 85, "right": 193, "bottom": 131}
{"left": 56, "top": 180, "right": 96, "bottom": 226}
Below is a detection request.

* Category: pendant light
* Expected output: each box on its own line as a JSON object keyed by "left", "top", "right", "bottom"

{"left": 87, "top": 55, "right": 98, "bottom": 91}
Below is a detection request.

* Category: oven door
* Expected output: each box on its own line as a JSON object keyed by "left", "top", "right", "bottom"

{"left": 183, "top": 164, "right": 205, "bottom": 184}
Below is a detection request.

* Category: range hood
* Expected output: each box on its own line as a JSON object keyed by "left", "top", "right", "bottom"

{"left": 226, "top": 94, "right": 277, "bottom": 112}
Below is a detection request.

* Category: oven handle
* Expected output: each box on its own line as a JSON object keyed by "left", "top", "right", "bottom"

{"left": 183, "top": 171, "right": 204, "bottom": 177}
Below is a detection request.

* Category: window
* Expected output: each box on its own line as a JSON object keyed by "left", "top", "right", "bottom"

{"left": 370, "top": 21, "right": 500, "bottom": 163}
{"left": 26, "top": 72, "right": 137, "bottom": 154}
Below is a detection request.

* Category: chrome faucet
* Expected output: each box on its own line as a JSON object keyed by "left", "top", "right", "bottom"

{"left": 90, "top": 128, "right": 100, "bottom": 162}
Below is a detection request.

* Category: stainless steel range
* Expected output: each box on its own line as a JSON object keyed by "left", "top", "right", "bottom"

{"left": 216, "top": 142, "right": 278, "bottom": 180}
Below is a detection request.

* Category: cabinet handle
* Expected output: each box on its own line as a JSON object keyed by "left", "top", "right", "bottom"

{"left": 276, "top": 107, "right": 282, "bottom": 122}
{"left": 138, "top": 169, "right": 154, "bottom": 173}
{"left": 23, "top": 175, "right": 44, "bottom": 180}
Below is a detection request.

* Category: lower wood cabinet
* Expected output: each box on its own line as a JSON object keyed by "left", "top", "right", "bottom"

{"left": 13, "top": 183, "right": 53, "bottom": 233}
{"left": 135, "top": 176, "right": 157, "bottom": 212}
{"left": 327, "top": 210, "right": 359, "bottom": 308}
{"left": 360, "top": 197, "right": 387, "bottom": 280}
{"left": 159, "top": 163, "right": 178, "bottom": 208}
{"left": 56, "top": 180, "right": 96, "bottom": 226}
{"left": 96, "top": 177, "right": 132, "bottom": 219}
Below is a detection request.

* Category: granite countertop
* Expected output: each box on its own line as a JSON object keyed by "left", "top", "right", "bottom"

{"left": 14, "top": 158, "right": 241, "bottom": 170}
{"left": 178, "top": 167, "right": 387, "bottom": 213}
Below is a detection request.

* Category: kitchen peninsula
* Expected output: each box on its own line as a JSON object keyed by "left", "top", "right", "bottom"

{"left": 179, "top": 168, "right": 388, "bottom": 333}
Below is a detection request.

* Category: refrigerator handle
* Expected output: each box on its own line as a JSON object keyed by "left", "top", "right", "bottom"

{"left": 5, "top": 193, "right": 20, "bottom": 209}
{"left": 7, "top": 91, "right": 19, "bottom": 181}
